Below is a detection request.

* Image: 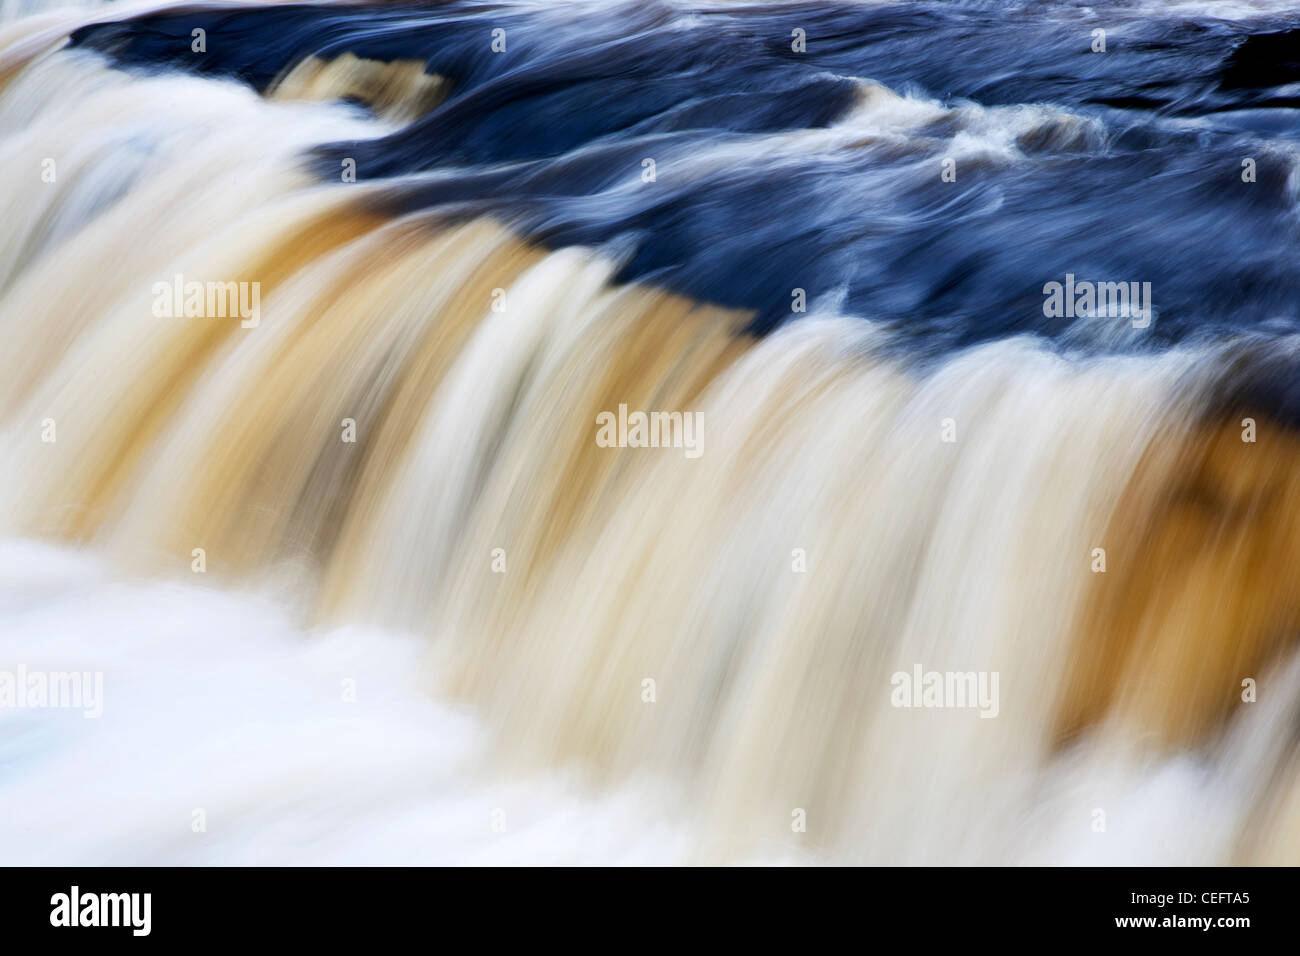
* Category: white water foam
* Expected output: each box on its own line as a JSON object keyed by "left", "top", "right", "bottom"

{"left": 0, "top": 537, "right": 713, "bottom": 865}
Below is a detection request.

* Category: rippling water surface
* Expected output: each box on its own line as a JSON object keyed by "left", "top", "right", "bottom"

{"left": 2, "top": 0, "right": 1300, "bottom": 865}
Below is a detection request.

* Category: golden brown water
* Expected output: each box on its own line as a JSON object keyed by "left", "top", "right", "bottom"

{"left": 2, "top": 4, "right": 1299, "bottom": 865}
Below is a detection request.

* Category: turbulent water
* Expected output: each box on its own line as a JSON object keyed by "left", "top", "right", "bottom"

{"left": 2, "top": 0, "right": 1300, "bottom": 865}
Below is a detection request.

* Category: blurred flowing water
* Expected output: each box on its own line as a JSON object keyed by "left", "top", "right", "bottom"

{"left": 2, "top": 0, "right": 1300, "bottom": 864}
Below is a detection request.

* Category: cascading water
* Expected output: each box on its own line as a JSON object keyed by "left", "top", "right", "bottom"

{"left": 2, "top": 0, "right": 1300, "bottom": 865}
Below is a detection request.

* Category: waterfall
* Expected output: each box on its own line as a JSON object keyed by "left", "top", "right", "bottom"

{"left": 2, "top": 0, "right": 1300, "bottom": 865}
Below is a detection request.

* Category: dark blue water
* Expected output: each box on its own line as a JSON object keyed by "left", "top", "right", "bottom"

{"left": 70, "top": 1, "right": 1300, "bottom": 359}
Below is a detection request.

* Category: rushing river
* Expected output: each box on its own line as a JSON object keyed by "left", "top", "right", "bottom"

{"left": 2, "top": 0, "right": 1300, "bottom": 864}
